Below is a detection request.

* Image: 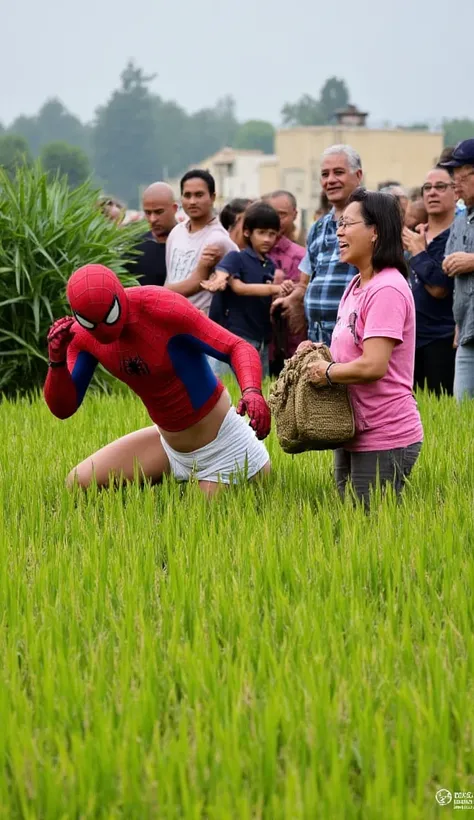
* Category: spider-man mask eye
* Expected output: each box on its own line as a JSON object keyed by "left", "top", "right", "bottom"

{"left": 105, "top": 297, "right": 121, "bottom": 325}
{"left": 74, "top": 312, "right": 95, "bottom": 330}
{"left": 67, "top": 265, "right": 128, "bottom": 343}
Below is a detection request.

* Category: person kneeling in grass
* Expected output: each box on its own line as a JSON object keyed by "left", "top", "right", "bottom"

{"left": 206, "top": 202, "right": 293, "bottom": 378}
{"left": 44, "top": 265, "right": 271, "bottom": 497}
{"left": 299, "top": 189, "right": 423, "bottom": 507}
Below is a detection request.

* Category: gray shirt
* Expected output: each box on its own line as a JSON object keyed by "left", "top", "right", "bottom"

{"left": 445, "top": 208, "right": 474, "bottom": 345}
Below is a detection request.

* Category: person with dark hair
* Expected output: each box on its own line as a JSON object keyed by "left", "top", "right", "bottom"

{"left": 299, "top": 189, "right": 423, "bottom": 506}
{"left": 377, "top": 179, "right": 402, "bottom": 191}
{"left": 402, "top": 168, "right": 456, "bottom": 395}
{"left": 405, "top": 197, "right": 428, "bottom": 231}
{"left": 180, "top": 169, "right": 216, "bottom": 196}
{"left": 98, "top": 196, "right": 125, "bottom": 223}
{"left": 438, "top": 146, "right": 456, "bottom": 166}
{"left": 264, "top": 190, "right": 305, "bottom": 279}
{"left": 209, "top": 202, "right": 285, "bottom": 376}
{"left": 440, "top": 139, "right": 474, "bottom": 400}
{"left": 165, "top": 169, "right": 238, "bottom": 314}
{"left": 264, "top": 190, "right": 297, "bottom": 238}
{"left": 219, "top": 198, "right": 253, "bottom": 247}
{"left": 438, "top": 147, "right": 467, "bottom": 215}
{"left": 378, "top": 184, "right": 409, "bottom": 219}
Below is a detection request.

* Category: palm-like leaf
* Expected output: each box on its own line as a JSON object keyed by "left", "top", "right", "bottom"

{"left": 0, "top": 163, "right": 145, "bottom": 394}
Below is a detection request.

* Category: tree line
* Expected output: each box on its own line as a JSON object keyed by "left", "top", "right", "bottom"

{"left": 1, "top": 63, "right": 472, "bottom": 208}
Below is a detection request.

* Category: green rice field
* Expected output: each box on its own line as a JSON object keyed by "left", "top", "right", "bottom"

{"left": 1, "top": 382, "right": 473, "bottom": 818}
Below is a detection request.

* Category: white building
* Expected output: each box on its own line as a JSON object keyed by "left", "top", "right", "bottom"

{"left": 168, "top": 148, "right": 277, "bottom": 209}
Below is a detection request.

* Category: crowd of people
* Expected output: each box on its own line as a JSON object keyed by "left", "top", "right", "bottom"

{"left": 44, "top": 138, "right": 474, "bottom": 506}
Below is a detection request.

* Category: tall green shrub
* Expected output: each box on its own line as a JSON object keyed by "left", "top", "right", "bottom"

{"left": 0, "top": 163, "right": 144, "bottom": 394}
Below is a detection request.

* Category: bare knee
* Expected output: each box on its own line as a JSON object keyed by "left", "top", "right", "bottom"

{"left": 252, "top": 459, "right": 271, "bottom": 481}
{"left": 198, "top": 480, "right": 226, "bottom": 498}
{"left": 262, "top": 460, "right": 271, "bottom": 476}
{"left": 66, "top": 462, "right": 95, "bottom": 490}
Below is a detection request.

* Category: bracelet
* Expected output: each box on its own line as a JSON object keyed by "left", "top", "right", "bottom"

{"left": 48, "top": 360, "right": 67, "bottom": 368}
{"left": 325, "top": 362, "right": 336, "bottom": 386}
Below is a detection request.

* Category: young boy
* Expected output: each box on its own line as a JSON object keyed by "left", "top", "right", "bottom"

{"left": 209, "top": 202, "right": 285, "bottom": 377}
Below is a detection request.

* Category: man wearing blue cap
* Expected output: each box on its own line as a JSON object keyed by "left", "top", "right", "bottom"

{"left": 440, "top": 139, "right": 474, "bottom": 400}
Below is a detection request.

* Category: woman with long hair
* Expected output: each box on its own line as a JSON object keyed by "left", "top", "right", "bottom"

{"left": 301, "top": 189, "right": 423, "bottom": 506}
{"left": 219, "top": 198, "right": 253, "bottom": 248}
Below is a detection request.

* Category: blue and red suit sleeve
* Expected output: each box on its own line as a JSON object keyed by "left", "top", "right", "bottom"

{"left": 158, "top": 292, "right": 264, "bottom": 393}
{"left": 43, "top": 338, "right": 98, "bottom": 419}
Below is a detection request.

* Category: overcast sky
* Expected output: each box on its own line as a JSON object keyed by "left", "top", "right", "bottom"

{"left": 2, "top": 0, "right": 473, "bottom": 129}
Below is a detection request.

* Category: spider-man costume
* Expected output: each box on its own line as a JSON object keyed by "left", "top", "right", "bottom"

{"left": 44, "top": 265, "right": 270, "bottom": 438}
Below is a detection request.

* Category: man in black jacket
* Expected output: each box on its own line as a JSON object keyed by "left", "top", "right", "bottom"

{"left": 127, "top": 182, "right": 178, "bottom": 286}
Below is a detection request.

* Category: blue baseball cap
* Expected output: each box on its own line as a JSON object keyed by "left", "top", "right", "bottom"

{"left": 440, "top": 139, "right": 474, "bottom": 168}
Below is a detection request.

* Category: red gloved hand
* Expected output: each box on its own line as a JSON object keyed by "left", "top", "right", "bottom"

{"left": 47, "top": 316, "right": 75, "bottom": 364}
{"left": 236, "top": 389, "right": 271, "bottom": 440}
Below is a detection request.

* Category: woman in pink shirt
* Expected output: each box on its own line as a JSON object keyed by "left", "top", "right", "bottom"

{"left": 303, "top": 189, "right": 423, "bottom": 505}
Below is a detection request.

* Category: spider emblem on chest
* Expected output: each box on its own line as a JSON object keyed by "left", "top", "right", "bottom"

{"left": 121, "top": 355, "right": 150, "bottom": 376}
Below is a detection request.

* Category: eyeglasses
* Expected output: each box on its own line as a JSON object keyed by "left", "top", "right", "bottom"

{"left": 422, "top": 182, "right": 454, "bottom": 193}
{"left": 337, "top": 219, "right": 364, "bottom": 229}
{"left": 454, "top": 171, "right": 474, "bottom": 184}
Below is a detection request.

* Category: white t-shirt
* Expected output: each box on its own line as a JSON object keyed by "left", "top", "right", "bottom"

{"left": 165, "top": 217, "right": 238, "bottom": 313}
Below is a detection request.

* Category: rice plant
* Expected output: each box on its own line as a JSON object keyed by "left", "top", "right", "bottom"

{"left": 0, "top": 163, "right": 143, "bottom": 394}
{"left": 0, "top": 383, "right": 473, "bottom": 818}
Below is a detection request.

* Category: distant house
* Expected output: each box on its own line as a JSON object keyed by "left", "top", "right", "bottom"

{"left": 259, "top": 118, "right": 443, "bottom": 229}
{"left": 333, "top": 104, "right": 369, "bottom": 128}
{"left": 167, "top": 148, "right": 277, "bottom": 209}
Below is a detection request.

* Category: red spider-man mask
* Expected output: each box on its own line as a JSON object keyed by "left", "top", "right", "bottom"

{"left": 66, "top": 264, "right": 128, "bottom": 344}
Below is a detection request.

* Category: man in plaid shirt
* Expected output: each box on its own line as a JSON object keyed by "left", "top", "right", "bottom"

{"left": 272, "top": 145, "right": 363, "bottom": 346}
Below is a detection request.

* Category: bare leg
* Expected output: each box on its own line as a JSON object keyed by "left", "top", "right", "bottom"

{"left": 66, "top": 426, "right": 171, "bottom": 489}
{"left": 198, "top": 459, "right": 271, "bottom": 498}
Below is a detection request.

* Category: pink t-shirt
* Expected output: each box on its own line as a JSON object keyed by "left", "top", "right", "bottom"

{"left": 330, "top": 268, "right": 423, "bottom": 452}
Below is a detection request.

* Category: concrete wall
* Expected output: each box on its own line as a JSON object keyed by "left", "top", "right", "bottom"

{"left": 167, "top": 128, "right": 443, "bottom": 230}
{"left": 258, "top": 159, "right": 280, "bottom": 196}
{"left": 272, "top": 127, "right": 443, "bottom": 211}
{"left": 222, "top": 154, "right": 276, "bottom": 201}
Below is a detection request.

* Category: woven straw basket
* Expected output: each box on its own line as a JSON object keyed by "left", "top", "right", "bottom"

{"left": 269, "top": 345, "right": 355, "bottom": 453}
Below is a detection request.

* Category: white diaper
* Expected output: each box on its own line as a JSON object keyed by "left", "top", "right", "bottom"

{"left": 159, "top": 407, "right": 270, "bottom": 484}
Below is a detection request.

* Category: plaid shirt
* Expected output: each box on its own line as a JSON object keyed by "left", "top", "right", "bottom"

{"left": 301, "top": 209, "right": 357, "bottom": 345}
{"left": 268, "top": 235, "right": 307, "bottom": 359}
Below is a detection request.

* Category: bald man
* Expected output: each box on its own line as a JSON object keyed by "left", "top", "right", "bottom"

{"left": 126, "top": 182, "right": 178, "bottom": 287}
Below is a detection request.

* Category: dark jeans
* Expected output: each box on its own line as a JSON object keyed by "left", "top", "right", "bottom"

{"left": 334, "top": 442, "right": 422, "bottom": 507}
{"left": 414, "top": 337, "right": 455, "bottom": 396}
